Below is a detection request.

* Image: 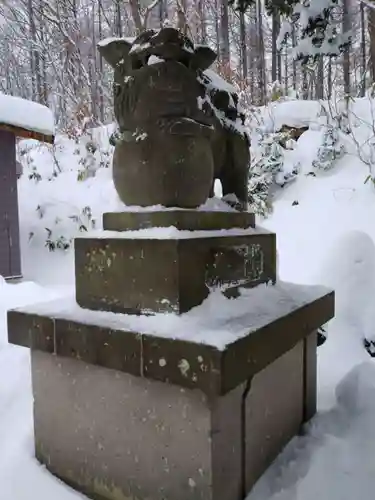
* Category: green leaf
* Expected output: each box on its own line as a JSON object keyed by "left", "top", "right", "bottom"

{"left": 364, "top": 174, "right": 372, "bottom": 184}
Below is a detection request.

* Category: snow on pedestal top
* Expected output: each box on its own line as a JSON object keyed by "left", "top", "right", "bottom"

{"left": 0, "top": 92, "right": 54, "bottom": 136}
{"left": 77, "top": 226, "right": 263, "bottom": 240}
{"left": 108, "top": 196, "right": 238, "bottom": 214}
{"left": 12, "top": 281, "right": 331, "bottom": 351}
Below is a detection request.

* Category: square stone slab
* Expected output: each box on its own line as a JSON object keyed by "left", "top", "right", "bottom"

{"left": 7, "top": 285, "right": 334, "bottom": 396}
{"left": 103, "top": 210, "right": 255, "bottom": 232}
{"left": 75, "top": 228, "right": 276, "bottom": 315}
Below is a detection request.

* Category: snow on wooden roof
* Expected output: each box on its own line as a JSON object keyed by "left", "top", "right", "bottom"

{"left": 0, "top": 92, "right": 54, "bottom": 143}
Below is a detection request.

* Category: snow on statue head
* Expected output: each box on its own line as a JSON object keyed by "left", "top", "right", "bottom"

{"left": 98, "top": 27, "right": 250, "bottom": 209}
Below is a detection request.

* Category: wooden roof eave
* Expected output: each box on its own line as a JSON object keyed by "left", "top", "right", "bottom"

{"left": 0, "top": 122, "right": 55, "bottom": 144}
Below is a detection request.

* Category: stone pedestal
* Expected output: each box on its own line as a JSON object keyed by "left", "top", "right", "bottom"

{"left": 7, "top": 209, "right": 334, "bottom": 500}
{"left": 76, "top": 210, "right": 272, "bottom": 315}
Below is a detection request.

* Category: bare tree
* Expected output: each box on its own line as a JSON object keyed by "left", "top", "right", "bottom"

{"left": 271, "top": 7, "right": 281, "bottom": 83}
{"left": 239, "top": 10, "right": 247, "bottom": 80}
{"left": 316, "top": 56, "right": 324, "bottom": 99}
{"left": 219, "top": 0, "right": 230, "bottom": 70}
{"left": 256, "top": 0, "right": 265, "bottom": 103}
{"left": 368, "top": 4, "right": 375, "bottom": 83}
{"left": 342, "top": 0, "right": 351, "bottom": 95}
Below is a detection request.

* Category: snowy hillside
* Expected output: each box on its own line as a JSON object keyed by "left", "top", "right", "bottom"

{"left": 2, "top": 97, "right": 375, "bottom": 499}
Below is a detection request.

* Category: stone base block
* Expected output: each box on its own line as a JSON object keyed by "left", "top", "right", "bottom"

{"left": 103, "top": 210, "right": 255, "bottom": 232}
{"left": 7, "top": 285, "right": 334, "bottom": 500}
{"left": 75, "top": 228, "right": 276, "bottom": 315}
{"left": 31, "top": 341, "right": 304, "bottom": 500}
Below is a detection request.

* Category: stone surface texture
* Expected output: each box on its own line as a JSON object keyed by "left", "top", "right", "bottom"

{"left": 7, "top": 292, "right": 332, "bottom": 397}
{"left": 32, "top": 338, "right": 307, "bottom": 500}
{"left": 75, "top": 231, "right": 276, "bottom": 315}
{"left": 97, "top": 27, "right": 250, "bottom": 209}
{"left": 244, "top": 341, "right": 304, "bottom": 489}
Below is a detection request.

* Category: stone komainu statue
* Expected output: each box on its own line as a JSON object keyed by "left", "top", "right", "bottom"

{"left": 98, "top": 27, "right": 250, "bottom": 210}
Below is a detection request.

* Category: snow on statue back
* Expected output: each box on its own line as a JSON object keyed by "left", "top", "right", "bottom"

{"left": 97, "top": 27, "right": 250, "bottom": 210}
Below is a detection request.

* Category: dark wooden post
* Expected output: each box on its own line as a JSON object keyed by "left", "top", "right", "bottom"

{"left": 0, "top": 130, "right": 21, "bottom": 279}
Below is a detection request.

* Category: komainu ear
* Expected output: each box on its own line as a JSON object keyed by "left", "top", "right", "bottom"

{"left": 97, "top": 38, "right": 132, "bottom": 69}
{"left": 190, "top": 45, "right": 217, "bottom": 72}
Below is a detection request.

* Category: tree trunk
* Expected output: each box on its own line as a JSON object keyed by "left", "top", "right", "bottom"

{"left": 271, "top": 9, "right": 281, "bottom": 83}
{"left": 128, "top": 0, "right": 143, "bottom": 32}
{"left": 28, "top": 0, "right": 39, "bottom": 101}
{"left": 198, "top": 0, "right": 207, "bottom": 43}
{"left": 360, "top": 1, "right": 366, "bottom": 96}
{"left": 177, "top": 0, "right": 188, "bottom": 35}
{"left": 90, "top": 2, "right": 97, "bottom": 122}
{"left": 219, "top": 0, "right": 230, "bottom": 72}
{"left": 115, "top": 0, "right": 122, "bottom": 36}
{"left": 239, "top": 11, "right": 247, "bottom": 81}
{"left": 302, "top": 67, "right": 308, "bottom": 99}
{"left": 98, "top": 0, "right": 105, "bottom": 122}
{"left": 257, "top": 0, "right": 265, "bottom": 104}
{"left": 342, "top": 0, "right": 350, "bottom": 95}
{"left": 284, "top": 49, "right": 288, "bottom": 96}
{"left": 292, "top": 24, "right": 297, "bottom": 89}
{"left": 369, "top": 7, "right": 375, "bottom": 82}
{"left": 214, "top": 0, "right": 220, "bottom": 62}
{"left": 316, "top": 56, "right": 324, "bottom": 99}
{"left": 159, "top": 0, "right": 164, "bottom": 28}
{"left": 327, "top": 58, "right": 332, "bottom": 100}
{"left": 38, "top": 0, "right": 48, "bottom": 105}
{"left": 248, "top": 7, "right": 256, "bottom": 100}
{"left": 277, "top": 45, "right": 282, "bottom": 83}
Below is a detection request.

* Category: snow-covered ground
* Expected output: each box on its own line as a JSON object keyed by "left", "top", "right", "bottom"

{"left": 2, "top": 99, "right": 375, "bottom": 499}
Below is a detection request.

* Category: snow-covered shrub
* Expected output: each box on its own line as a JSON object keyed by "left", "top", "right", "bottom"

{"left": 109, "top": 129, "right": 122, "bottom": 147}
{"left": 41, "top": 205, "right": 97, "bottom": 252}
{"left": 247, "top": 172, "right": 273, "bottom": 217}
{"left": 31, "top": 201, "right": 97, "bottom": 252}
{"left": 17, "top": 126, "right": 120, "bottom": 253}
{"left": 269, "top": 80, "right": 284, "bottom": 102}
{"left": 252, "top": 130, "right": 285, "bottom": 174}
{"left": 334, "top": 110, "right": 351, "bottom": 135}
{"left": 249, "top": 128, "right": 299, "bottom": 216}
{"left": 312, "top": 125, "right": 345, "bottom": 171}
{"left": 77, "top": 139, "right": 101, "bottom": 181}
